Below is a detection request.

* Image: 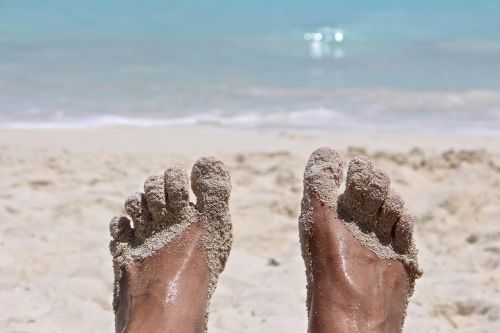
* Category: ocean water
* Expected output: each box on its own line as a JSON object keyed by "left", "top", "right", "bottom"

{"left": 1, "top": 0, "right": 500, "bottom": 132}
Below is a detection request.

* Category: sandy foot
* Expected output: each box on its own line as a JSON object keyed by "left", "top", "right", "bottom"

{"left": 109, "top": 157, "right": 232, "bottom": 332}
{"left": 299, "top": 147, "right": 422, "bottom": 332}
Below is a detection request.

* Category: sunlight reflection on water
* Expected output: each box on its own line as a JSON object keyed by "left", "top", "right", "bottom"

{"left": 304, "top": 26, "right": 344, "bottom": 59}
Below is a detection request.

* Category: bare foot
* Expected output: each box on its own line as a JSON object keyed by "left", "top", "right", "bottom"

{"left": 109, "top": 157, "right": 232, "bottom": 333}
{"left": 299, "top": 147, "right": 422, "bottom": 333}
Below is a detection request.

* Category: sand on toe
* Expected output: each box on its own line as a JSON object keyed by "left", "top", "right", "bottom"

{"left": 1, "top": 128, "right": 500, "bottom": 333}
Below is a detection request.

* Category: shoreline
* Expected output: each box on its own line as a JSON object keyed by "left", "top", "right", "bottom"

{"left": 2, "top": 119, "right": 499, "bottom": 136}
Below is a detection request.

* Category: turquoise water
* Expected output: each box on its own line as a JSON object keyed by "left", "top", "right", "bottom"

{"left": 1, "top": 0, "right": 500, "bottom": 132}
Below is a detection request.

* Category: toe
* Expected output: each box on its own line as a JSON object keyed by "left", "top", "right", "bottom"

{"left": 306, "top": 147, "right": 344, "bottom": 175}
{"left": 164, "top": 166, "right": 191, "bottom": 212}
{"left": 364, "top": 167, "right": 391, "bottom": 219}
{"left": 109, "top": 216, "right": 132, "bottom": 242}
{"left": 342, "top": 156, "right": 390, "bottom": 228}
{"left": 191, "top": 157, "right": 233, "bottom": 281}
{"left": 343, "top": 156, "right": 372, "bottom": 208}
{"left": 377, "top": 189, "right": 404, "bottom": 242}
{"left": 144, "top": 174, "right": 168, "bottom": 226}
{"left": 124, "top": 191, "right": 151, "bottom": 240}
{"left": 303, "top": 147, "right": 344, "bottom": 206}
{"left": 393, "top": 212, "right": 414, "bottom": 253}
{"left": 191, "top": 156, "right": 231, "bottom": 210}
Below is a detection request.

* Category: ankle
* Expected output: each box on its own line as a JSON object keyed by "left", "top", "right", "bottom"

{"left": 309, "top": 307, "right": 392, "bottom": 333}
{"left": 124, "top": 300, "right": 206, "bottom": 333}
{"left": 309, "top": 281, "right": 400, "bottom": 333}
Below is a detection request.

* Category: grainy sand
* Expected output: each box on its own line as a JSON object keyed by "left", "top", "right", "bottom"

{"left": 1, "top": 128, "right": 500, "bottom": 332}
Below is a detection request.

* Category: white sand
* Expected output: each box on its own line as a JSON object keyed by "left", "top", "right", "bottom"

{"left": 0, "top": 127, "right": 499, "bottom": 332}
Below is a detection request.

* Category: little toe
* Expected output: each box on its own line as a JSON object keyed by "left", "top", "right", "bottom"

{"left": 124, "top": 191, "right": 151, "bottom": 240}
{"left": 393, "top": 212, "right": 415, "bottom": 254}
{"left": 191, "top": 156, "right": 231, "bottom": 211}
{"left": 109, "top": 216, "right": 132, "bottom": 242}
{"left": 164, "top": 166, "right": 190, "bottom": 212}
{"left": 303, "top": 147, "right": 343, "bottom": 207}
{"left": 377, "top": 189, "right": 404, "bottom": 242}
{"left": 144, "top": 174, "right": 168, "bottom": 227}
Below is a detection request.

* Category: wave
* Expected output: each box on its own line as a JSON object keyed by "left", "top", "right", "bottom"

{"left": 0, "top": 109, "right": 348, "bottom": 129}
{"left": 2, "top": 108, "right": 500, "bottom": 135}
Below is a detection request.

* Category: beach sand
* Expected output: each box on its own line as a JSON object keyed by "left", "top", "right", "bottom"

{"left": 1, "top": 127, "right": 499, "bottom": 332}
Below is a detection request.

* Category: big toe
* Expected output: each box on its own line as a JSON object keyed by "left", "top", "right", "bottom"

{"left": 191, "top": 156, "right": 232, "bottom": 277}
{"left": 191, "top": 156, "right": 231, "bottom": 210}
{"left": 303, "top": 147, "right": 343, "bottom": 207}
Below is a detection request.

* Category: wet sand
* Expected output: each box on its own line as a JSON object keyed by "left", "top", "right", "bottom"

{"left": 1, "top": 128, "right": 499, "bottom": 332}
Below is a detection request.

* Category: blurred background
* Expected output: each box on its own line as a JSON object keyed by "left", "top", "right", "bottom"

{"left": 2, "top": 2, "right": 500, "bottom": 333}
{"left": 1, "top": 0, "right": 499, "bottom": 132}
